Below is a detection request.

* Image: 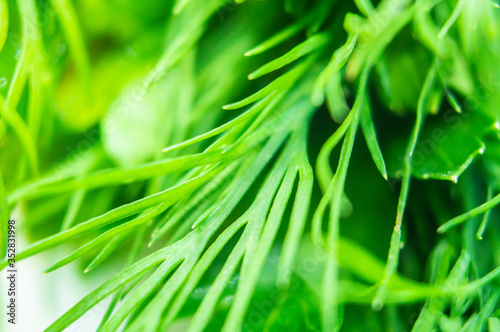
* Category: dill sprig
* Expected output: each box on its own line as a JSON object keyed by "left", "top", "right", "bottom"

{"left": 1, "top": 0, "right": 500, "bottom": 331}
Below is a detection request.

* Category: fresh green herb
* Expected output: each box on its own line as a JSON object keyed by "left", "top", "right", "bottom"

{"left": 1, "top": 0, "right": 500, "bottom": 331}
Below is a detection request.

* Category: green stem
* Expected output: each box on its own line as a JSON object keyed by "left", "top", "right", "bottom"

{"left": 438, "top": 192, "right": 500, "bottom": 234}
{"left": 373, "top": 63, "right": 437, "bottom": 310}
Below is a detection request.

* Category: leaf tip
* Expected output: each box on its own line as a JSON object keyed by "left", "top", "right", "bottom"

{"left": 311, "top": 93, "right": 324, "bottom": 107}
{"left": 371, "top": 298, "right": 384, "bottom": 311}
{"left": 44, "top": 267, "right": 55, "bottom": 274}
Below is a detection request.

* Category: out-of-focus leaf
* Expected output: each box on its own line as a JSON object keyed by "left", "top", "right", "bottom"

{"left": 56, "top": 31, "right": 161, "bottom": 131}
{"left": 489, "top": 317, "right": 500, "bottom": 332}
{"left": 101, "top": 75, "right": 172, "bottom": 166}
{"left": 263, "top": 277, "right": 321, "bottom": 332}
{"left": 324, "top": 71, "right": 349, "bottom": 123}
{"left": 0, "top": 0, "right": 7, "bottom": 53}
{"left": 386, "top": 111, "right": 498, "bottom": 182}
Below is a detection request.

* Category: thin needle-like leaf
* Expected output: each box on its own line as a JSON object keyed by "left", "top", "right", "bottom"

{"left": 44, "top": 204, "right": 167, "bottom": 273}
{"left": 84, "top": 234, "right": 128, "bottom": 273}
{"left": 162, "top": 94, "right": 273, "bottom": 154}
{"left": 223, "top": 58, "right": 311, "bottom": 110}
{"left": 222, "top": 133, "right": 302, "bottom": 332}
{"left": 1, "top": 167, "right": 218, "bottom": 269}
{"left": 8, "top": 148, "right": 234, "bottom": 202}
{"left": 312, "top": 67, "right": 369, "bottom": 246}
{"left": 312, "top": 34, "right": 357, "bottom": 106}
{"left": 438, "top": 0, "right": 467, "bottom": 39}
{"left": 0, "top": 0, "right": 7, "bottom": 52}
{"left": 0, "top": 95, "right": 39, "bottom": 177}
{"left": 50, "top": 0, "right": 91, "bottom": 87}
{"left": 438, "top": 192, "right": 500, "bottom": 234}
{"left": 476, "top": 186, "right": 494, "bottom": 240}
{"left": 360, "top": 95, "right": 388, "bottom": 180}
{"left": 277, "top": 161, "right": 313, "bottom": 287}
{"left": 160, "top": 216, "right": 250, "bottom": 331}
{"left": 44, "top": 245, "right": 179, "bottom": 332}
{"left": 244, "top": 18, "right": 308, "bottom": 56}
{"left": 373, "top": 64, "right": 437, "bottom": 310}
{"left": 322, "top": 104, "right": 359, "bottom": 332}
{"left": 248, "top": 34, "right": 329, "bottom": 80}
{"left": 60, "top": 189, "right": 86, "bottom": 231}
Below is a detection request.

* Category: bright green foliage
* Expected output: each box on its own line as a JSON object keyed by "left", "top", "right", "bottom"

{"left": 1, "top": 0, "right": 500, "bottom": 331}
